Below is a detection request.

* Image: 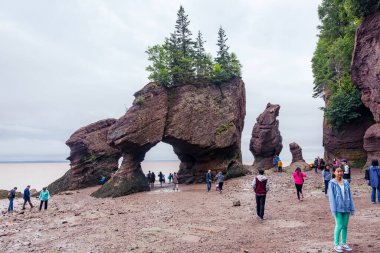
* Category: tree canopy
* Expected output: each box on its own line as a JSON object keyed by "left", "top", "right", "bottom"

{"left": 311, "top": 0, "right": 379, "bottom": 129}
{"left": 146, "top": 6, "right": 242, "bottom": 87}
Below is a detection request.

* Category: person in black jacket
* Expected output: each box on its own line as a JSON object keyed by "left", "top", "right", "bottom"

{"left": 22, "top": 185, "right": 34, "bottom": 210}
{"left": 8, "top": 187, "right": 17, "bottom": 213}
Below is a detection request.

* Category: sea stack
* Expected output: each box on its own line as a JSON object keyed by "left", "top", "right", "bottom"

{"left": 249, "top": 103, "right": 282, "bottom": 171}
{"left": 92, "top": 77, "right": 246, "bottom": 197}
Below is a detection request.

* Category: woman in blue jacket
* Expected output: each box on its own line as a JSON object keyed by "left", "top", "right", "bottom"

{"left": 328, "top": 166, "right": 355, "bottom": 253}
{"left": 368, "top": 159, "right": 380, "bottom": 204}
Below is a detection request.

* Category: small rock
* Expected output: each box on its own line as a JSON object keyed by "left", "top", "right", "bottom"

{"left": 62, "top": 221, "right": 68, "bottom": 224}
{"left": 244, "top": 250, "right": 249, "bottom": 253}
{"left": 233, "top": 200, "right": 241, "bottom": 206}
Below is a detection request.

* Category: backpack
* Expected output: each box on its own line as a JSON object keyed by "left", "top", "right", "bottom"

{"left": 364, "top": 169, "right": 370, "bottom": 180}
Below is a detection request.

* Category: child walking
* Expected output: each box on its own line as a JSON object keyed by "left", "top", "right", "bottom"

{"left": 252, "top": 169, "right": 270, "bottom": 220}
{"left": 328, "top": 166, "right": 355, "bottom": 252}
{"left": 293, "top": 167, "right": 307, "bottom": 201}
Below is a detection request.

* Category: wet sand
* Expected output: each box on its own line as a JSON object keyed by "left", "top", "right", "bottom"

{"left": 0, "top": 169, "right": 378, "bottom": 253}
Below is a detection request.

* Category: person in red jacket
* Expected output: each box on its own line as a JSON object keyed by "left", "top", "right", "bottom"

{"left": 293, "top": 167, "right": 307, "bottom": 201}
{"left": 252, "top": 169, "right": 270, "bottom": 220}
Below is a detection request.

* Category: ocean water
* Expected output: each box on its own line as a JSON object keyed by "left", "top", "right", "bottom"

{"left": 0, "top": 161, "right": 180, "bottom": 191}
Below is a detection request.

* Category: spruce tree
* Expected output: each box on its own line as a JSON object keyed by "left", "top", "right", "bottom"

{"left": 215, "top": 26, "right": 230, "bottom": 69}
{"left": 166, "top": 5, "right": 195, "bottom": 84}
{"left": 194, "top": 31, "right": 213, "bottom": 80}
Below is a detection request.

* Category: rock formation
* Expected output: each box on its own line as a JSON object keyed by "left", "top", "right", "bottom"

{"left": 92, "top": 77, "right": 246, "bottom": 197}
{"left": 48, "top": 119, "right": 122, "bottom": 195}
{"left": 249, "top": 103, "right": 282, "bottom": 171}
{"left": 351, "top": 10, "right": 380, "bottom": 167}
{"left": 290, "top": 142, "right": 304, "bottom": 163}
{"left": 286, "top": 142, "right": 310, "bottom": 172}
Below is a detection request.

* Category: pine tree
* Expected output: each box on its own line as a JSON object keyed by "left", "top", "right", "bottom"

{"left": 215, "top": 26, "right": 230, "bottom": 69}
{"left": 194, "top": 31, "right": 213, "bottom": 80}
{"left": 165, "top": 5, "right": 195, "bottom": 84}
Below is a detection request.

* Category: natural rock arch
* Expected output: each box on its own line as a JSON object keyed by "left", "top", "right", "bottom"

{"left": 88, "top": 78, "right": 246, "bottom": 197}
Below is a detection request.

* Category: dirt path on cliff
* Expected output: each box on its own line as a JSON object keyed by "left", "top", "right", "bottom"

{"left": 1, "top": 169, "right": 379, "bottom": 253}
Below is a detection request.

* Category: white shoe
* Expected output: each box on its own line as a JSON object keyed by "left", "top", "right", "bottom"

{"left": 341, "top": 244, "right": 352, "bottom": 251}
{"left": 334, "top": 245, "right": 343, "bottom": 252}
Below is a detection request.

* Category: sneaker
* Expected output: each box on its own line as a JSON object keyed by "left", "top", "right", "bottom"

{"left": 333, "top": 245, "right": 343, "bottom": 252}
{"left": 341, "top": 244, "right": 352, "bottom": 251}
{"left": 371, "top": 202, "right": 376, "bottom": 204}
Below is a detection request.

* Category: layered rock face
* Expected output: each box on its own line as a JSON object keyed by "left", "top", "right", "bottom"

{"left": 93, "top": 78, "right": 246, "bottom": 197}
{"left": 351, "top": 10, "right": 380, "bottom": 167}
{"left": 250, "top": 103, "right": 282, "bottom": 171}
{"left": 323, "top": 117, "right": 373, "bottom": 163}
{"left": 48, "top": 119, "right": 122, "bottom": 195}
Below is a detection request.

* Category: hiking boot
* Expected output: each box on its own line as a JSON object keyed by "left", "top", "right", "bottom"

{"left": 341, "top": 244, "right": 352, "bottom": 251}
{"left": 333, "top": 245, "right": 343, "bottom": 252}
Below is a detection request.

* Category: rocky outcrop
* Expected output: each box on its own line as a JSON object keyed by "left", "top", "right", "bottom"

{"left": 48, "top": 119, "right": 122, "bottom": 195}
{"left": 363, "top": 124, "right": 380, "bottom": 167}
{"left": 289, "top": 142, "right": 304, "bottom": 163}
{"left": 323, "top": 116, "right": 373, "bottom": 164}
{"left": 250, "top": 103, "right": 282, "bottom": 171}
{"left": 286, "top": 142, "right": 310, "bottom": 172}
{"left": 351, "top": 10, "right": 380, "bottom": 167}
{"left": 93, "top": 77, "right": 246, "bottom": 197}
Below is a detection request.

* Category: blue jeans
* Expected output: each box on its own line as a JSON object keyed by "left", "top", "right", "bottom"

{"left": 206, "top": 181, "right": 211, "bottom": 192}
{"left": 324, "top": 180, "right": 330, "bottom": 194}
{"left": 371, "top": 186, "right": 380, "bottom": 203}
{"left": 8, "top": 198, "right": 14, "bottom": 212}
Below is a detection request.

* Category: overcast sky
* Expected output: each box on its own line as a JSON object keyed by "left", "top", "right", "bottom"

{"left": 0, "top": 0, "right": 324, "bottom": 163}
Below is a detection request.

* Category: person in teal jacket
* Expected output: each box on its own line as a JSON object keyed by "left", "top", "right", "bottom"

{"left": 39, "top": 187, "right": 50, "bottom": 211}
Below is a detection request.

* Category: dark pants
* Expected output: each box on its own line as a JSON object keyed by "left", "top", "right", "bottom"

{"left": 206, "top": 181, "right": 211, "bottom": 192}
{"left": 278, "top": 167, "right": 282, "bottom": 173}
{"left": 218, "top": 182, "right": 224, "bottom": 192}
{"left": 39, "top": 200, "right": 48, "bottom": 210}
{"left": 324, "top": 180, "right": 330, "bottom": 194}
{"left": 295, "top": 184, "right": 303, "bottom": 199}
{"left": 256, "top": 195, "right": 266, "bottom": 219}
{"left": 23, "top": 197, "right": 34, "bottom": 209}
{"left": 8, "top": 198, "right": 14, "bottom": 212}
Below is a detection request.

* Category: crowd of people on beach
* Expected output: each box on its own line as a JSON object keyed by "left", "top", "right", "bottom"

{"left": 4, "top": 156, "right": 380, "bottom": 252}
{"left": 6, "top": 185, "right": 50, "bottom": 213}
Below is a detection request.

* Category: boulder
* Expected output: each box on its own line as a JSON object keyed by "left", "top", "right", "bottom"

{"left": 289, "top": 142, "right": 304, "bottom": 163}
{"left": 48, "top": 119, "right": 122, "bottom": 195}
{"left": 351, "top": 10, "right": 380, "bottom": 167}
{"left": 249, "top": 103, "right": 282, "bottom": 171}
{"left": 284, "top": 161, "right": 310, "bottom": 173}
{"left": 93, "top": 77, "right": 246, "bottom": 197}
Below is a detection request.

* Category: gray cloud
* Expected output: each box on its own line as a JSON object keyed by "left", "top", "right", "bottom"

{"left": 0, "top": 0, "right": 324, "bottom": 163}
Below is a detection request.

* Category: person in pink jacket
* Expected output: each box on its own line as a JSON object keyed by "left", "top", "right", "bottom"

{"left": 293, "top": 167, "right": 307, "bottom": 201}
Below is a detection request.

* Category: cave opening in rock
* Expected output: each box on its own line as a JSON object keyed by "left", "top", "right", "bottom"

{"left": 141, "top": 142, "right": 180, "bottom": 179}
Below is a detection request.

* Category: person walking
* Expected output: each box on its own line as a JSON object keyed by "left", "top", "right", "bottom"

{"left": 314, "top": 157, "right": 319, "bottom": 174}
{"left": 158, "top": 171, "right": 164, "bottom": 187}
{"left": 293, "top": 167, "right": 307, "bottom": 201}
{"left": 22, "top": 185, "right": 34, "bottom": 210}
{"left": 39, "top": 187, "right": 50, "bottom": 211}
{"left": 323, "top": 165, "right": 332, "bottom": 195}
{"left": 150, "top": 172, "right": 156, "bottom": 188}
{"left": 206, "top": 170, "right": 212, "bottom": 192}
{"left": 368, "top": 159, "right": 380, "bottom": 204}
{"left": 172, "top": 172, "right": 179, "bottom": 191}
{"left": 328, "top": 166, "right": 355, "bottom": 252}
{"left": 277, "top": 160, "right": 283, "bottom": 173}
{"left": 252, "top": 169, "right": 270, "bottom": 220}
{"left": 168, "top": 173, "right": 173, "bottom": 185}
{"left": 215, "top": 171, "right": 224, "bottom": 193}
{"left": 7, "top": 187, "right": 17, "bottom": 213}
{"left": 341, "top": 159, "right": 351, "bottom": 183}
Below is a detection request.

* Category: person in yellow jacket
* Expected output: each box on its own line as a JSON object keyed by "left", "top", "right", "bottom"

{"left": 277, "top": 160, "right": 283, "bottom": 173}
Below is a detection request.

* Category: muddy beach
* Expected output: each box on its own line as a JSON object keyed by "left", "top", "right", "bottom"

{"left": 1, "top": 169, "right": 379, "bottom": 253}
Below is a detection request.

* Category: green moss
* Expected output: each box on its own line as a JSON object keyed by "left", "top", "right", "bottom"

{"left": 215, "top": 120, "right": 234, "bottom": 135}
{"left": 135, "top": 96, "right": 145, "bottom": 106}
{"left": 351, "top": 159, "right": 366, "bottom": 169}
